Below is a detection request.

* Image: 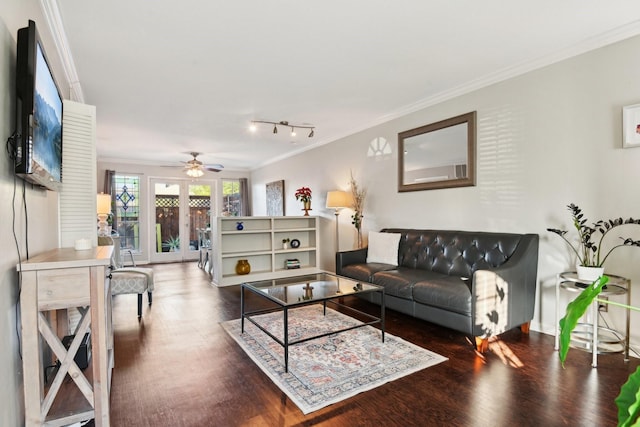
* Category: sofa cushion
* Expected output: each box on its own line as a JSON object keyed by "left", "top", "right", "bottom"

{"left": 412, "top": 276, "right": 472, "bottom": 316}
{"left": 366, "top": 231, "right": 401, "bottom": 266}
{"left": 340, "top": 263, "right": 395, "bottom": 283}
{"left": 370, "top": 267, "right": 433, "bottom": 299}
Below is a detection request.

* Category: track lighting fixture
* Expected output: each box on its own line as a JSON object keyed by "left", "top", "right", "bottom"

{"left": 250, "top": 120, "right": 315, "bottom": 138}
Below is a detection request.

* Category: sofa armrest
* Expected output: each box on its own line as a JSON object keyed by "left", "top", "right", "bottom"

{"left": 472, "top": 234, "right": 539, "bottom": 337}
{"left": 336, "top": 248, "right": 368, "bottom": 276}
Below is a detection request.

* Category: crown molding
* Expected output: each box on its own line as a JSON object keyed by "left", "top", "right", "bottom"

{"left": 40, "top": 0, "right": 84, "bottom": 102}
{"left": 375, "top": 19, "right": 640, "bottom": 125}
{"left": 254, "top": 20, "right": 640, "bottom": 172}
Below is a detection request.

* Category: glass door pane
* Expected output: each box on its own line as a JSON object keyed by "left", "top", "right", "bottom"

{"left": 150, "top": 179, "right": 213, "bottom": 263}
{"left": 188, "top": 183, "right": 212, "bottom": 259}
{"left": 152, "top": 180, "right": 182, "bottom": 262}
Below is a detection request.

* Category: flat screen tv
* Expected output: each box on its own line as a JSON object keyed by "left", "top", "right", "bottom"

{"left": 15, "top": 20, "right": 63, "bottom": 191}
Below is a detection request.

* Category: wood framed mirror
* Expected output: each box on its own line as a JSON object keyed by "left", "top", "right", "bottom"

{"left": 398, "top": 111, "right": 476, "bottom": 192}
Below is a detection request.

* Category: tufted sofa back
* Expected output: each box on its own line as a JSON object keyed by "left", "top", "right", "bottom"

{"left": 381, "top": 229, "right": 524, "bottom": 278}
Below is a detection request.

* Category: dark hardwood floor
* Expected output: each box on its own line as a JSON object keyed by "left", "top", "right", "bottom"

{"left": 108, "top": 262, "right": 639, "bottom": 426}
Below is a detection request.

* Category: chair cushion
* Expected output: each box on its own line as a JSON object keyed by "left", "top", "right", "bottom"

{"left": 110, "top": 267, "right": 154, "bottom": 295}
{"left": 116, "top": 267, "right": 155, "bottom": 291}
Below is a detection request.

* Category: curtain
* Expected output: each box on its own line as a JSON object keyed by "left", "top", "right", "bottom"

{"left": 240, "top": 178, "right": 251, "bottom": 216}
{"left": 104, "top": 169, "right": 114, "bottom": 194}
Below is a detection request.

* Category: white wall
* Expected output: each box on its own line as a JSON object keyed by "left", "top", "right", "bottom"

{"left": 1, "top": 1, "right": 71, "bottom": 425}
{"left": 252, "top": 34, "right": 640, "bottom": 351}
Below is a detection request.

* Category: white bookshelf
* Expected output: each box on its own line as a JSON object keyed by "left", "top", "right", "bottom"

{"left": 211, "top": 216, "right": 320, "bottom": 286}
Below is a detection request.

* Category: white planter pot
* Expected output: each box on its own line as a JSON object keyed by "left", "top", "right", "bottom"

{"left": 576, "top": 265, "right": 604, "bottom": 282}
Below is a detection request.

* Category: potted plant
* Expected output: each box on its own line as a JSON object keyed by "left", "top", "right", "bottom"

{"left": 547, "top": 203, "right": 640, "bottom": 280}
{"left": 162, "top": 235, "right": 180, "bottom": 252}
{"left": 282, "top": 238, "right": 290, "bottom": 249}
{"left": 295, "top": 187, "right": 312, "bottom": 215}
{"left": 558, "top": 275, "right": 640, "bottom": 426}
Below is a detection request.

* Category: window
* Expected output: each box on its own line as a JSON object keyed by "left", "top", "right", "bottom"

{"left": 222, "top": 179, "right": 248, "bottom": 216}
{"left": 112, "top": 174, "right": 141, "bottom": 251}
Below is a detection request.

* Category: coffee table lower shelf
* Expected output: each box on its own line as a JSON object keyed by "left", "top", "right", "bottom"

{"left": 240, "top": 273, "right": 385, "bottom": 372}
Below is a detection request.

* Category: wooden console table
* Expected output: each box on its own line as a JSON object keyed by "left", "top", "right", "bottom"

{"left": 17, "top": 246, "right": 114, "bottom": 426}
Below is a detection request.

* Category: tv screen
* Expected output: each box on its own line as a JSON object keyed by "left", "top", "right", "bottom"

{"left": 15, "top": 20, "right": 63, "bottom": 191}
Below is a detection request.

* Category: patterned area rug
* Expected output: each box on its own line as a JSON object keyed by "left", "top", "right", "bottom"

{"left": 221, "top": 304, "right": 447, "bottom": 414}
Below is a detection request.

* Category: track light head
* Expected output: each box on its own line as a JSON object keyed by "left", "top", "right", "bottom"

{"left": 291, "top": 127, "right": 296, "bottom": 137}
{"left": 308, "top": 129, "right": 314, "bottom": 138}
{"left": 273, "top": 125, "right": 278, "bottom": 134}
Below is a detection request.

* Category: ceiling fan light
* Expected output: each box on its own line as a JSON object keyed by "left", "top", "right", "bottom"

{"left": 186, "top": 168, "right": 203, "bottom": 178}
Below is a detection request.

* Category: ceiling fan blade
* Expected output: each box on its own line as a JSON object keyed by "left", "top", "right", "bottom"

{"left": 204, "top": 163, "right": 224, "bottom": 169}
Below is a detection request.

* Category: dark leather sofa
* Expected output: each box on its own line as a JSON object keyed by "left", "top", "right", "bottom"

{"left": 336, "top": 229, "right": 539, "bottom": 348}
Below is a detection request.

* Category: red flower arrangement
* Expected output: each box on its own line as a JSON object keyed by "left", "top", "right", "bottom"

{"left": 294, "top": 186, "right": 312, "bottom": 203}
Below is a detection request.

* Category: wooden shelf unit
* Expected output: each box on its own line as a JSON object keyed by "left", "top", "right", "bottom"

{"left": 211, "top": 216, "right": 320, "bottom": 286}
{"left": 17, "top": 246, "right": 114, "bottom": 426}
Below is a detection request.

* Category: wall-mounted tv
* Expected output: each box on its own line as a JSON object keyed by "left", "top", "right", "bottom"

{"left": 15, "top": 20, "right": 63, "bottom": 191}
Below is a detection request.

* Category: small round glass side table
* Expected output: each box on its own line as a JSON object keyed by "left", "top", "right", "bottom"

{"left": 554, "top": 272, "right": 630, "bottom": 367}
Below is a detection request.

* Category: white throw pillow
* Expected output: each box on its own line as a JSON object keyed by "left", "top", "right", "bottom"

{"left": 366, "top": 231, "right": 401, "bottom": 266}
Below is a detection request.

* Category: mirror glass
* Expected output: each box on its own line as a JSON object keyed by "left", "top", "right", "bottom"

{"left": 398, "top": 111, "right": 476, "bottom": 192}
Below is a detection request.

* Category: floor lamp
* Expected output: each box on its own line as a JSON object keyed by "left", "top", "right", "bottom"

{"left": 326, "top": 190, "right": 353, "bottom": 254}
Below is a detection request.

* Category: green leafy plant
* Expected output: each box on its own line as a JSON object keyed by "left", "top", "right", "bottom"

{"left": 547, "top": 203, "right": 640, "bottom": 267}
{"left": 162, "top": 235, "right": 180, "bottom": 251}
{"left": 558, "top": 275, "right": 640, "bottom": 426}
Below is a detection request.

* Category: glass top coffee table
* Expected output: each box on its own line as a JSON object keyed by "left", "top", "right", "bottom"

{"left": 241, "top": 272, "right": 385, "bottom": 372}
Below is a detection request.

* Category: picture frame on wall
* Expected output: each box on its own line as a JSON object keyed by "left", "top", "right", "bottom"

{"left": 622, "top": 103, "right": 640, "bottom": 148}
{"left": 266, "top": 180, "right": 285, "bottom": 216}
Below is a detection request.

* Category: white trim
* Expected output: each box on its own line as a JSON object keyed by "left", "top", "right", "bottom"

{"left": 40, "top": 0, "right": 84, "bottom": 102}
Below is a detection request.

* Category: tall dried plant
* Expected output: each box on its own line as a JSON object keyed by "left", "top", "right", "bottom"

{"left": 349, "top": 171, "right": 366, "bottom": 247}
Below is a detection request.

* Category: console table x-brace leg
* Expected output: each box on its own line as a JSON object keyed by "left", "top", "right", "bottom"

{"left": 37, "top": 308, "right": 94, "bottom": 416}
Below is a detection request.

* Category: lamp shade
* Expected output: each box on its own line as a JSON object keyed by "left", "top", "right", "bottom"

{"left": 97, "top": 193, "right": 112, "bottom": 214}
{"left": 326, "top": 190, "right": 353, "bottom": 209}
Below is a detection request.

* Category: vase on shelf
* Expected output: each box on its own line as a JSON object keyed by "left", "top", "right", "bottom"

{"left": 303, "top": 200, "right": 311, "bottom": 216}
{"left": 236, "top": 221, "right": 244, "bottom": 231}
{"left": 576, "top": 265, "right": 604, "bottom": 282}
{"left": 355, "top": 223, "right": 364, "bottom": 248}
{"left": 235, "top": 259, "right": 251, "bottom": 275}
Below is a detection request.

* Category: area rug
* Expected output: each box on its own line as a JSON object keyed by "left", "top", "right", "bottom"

{"left": 221, "top": 304, "right": 447, "bottom": 414}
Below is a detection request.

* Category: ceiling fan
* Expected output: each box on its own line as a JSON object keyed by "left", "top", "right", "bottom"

{"left": 180, "top": 152, "right": 224, "bottom": 177}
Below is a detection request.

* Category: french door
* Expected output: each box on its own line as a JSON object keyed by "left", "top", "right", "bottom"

{"left": 149, "top": 178, "right": 213, "bottom": 263}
